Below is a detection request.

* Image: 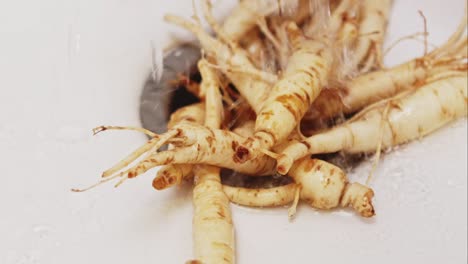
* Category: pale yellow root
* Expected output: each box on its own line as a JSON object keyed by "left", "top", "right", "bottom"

{"left": 101, "top": 129, "right": 178, "bottom": 178}
{"left": 304, "top": 4, "right": 466, "bottom": 124}
{"left": 306, "top": 59, "right": 466, "bottom": 123}
{"left": 292, "top": 158, "right": 375, "bottom": 217}
{"left": 425, "top": 7, "right": 467, "bottom": 60}
{"left": 240, "top": 29, "right": 277, "bottom": 72}
{"left": 223, "top": 183, "right": 297, "bottom": 207}
{"left": 93, "top": 108, "right": 275, "bottom": 185}
{"left": 340, "top": 182, "right": 376, "bottom": 217}
{"left": 287, "top": 184, "right": 301, "bottom": 220}
{"left": 165, "top": 13, "right": 272, "bottom": 114}
{"left": 227, "top": 119, "right": 374, "bottom": 217}
{"left": 221, "top": 0, "right": 312, "bottom": 42}
{"left": 305, "top": 59, "right": 429, "bottom": 121}
{"left": 200, "top": 2, "right": 277, "bottom": 87}
{"left": 338, "top": 20, "right": 358, "bottom": 50}
{"left": 327, "top": 0, "right": 359, "bottom": 33}
{"left": 259, "top": 0, "right": 316, "bottom": 69}
{"left": 303, "top": 0, "right": 356, "bottom": 39}
{"left": 199, "top": 0, "right": 279, "bottom": 83}
{"left": 353, "top": 0, "right": 393, "bottom": 71}
{"left": 234, "top": 0, "right": 361, "bottom": 157}
{"left": 198, "top": 59, "right": 224, "bottom": 127}
{"left": 167, "top": 103, "right": 206, "bottom": 129}
{"left": 302, "top": 0, "right": 332, "bottom": 37}
{"left": 92, "top": 125, "right": 157, "bottom": 137}
{"left": 200, "top": 0, "right": 235, "bottom": 48}
{"left": 221, "top": 0, "right": 280, "bottom": 43}
{"left": 153, "top": 59, "right": 230, "bottom": 191}
{"left": 277, "top": 74, "right": 468, "bottom": 174}
{"left": 106, "top": 123, "right": 275, "bottom": 178}
{"left": 153, "top": 103, "right": 205, "bottom": 190}
{"left": 153, "top": 163, "right": 194, "bottom": 190}
{"left": 192, "top": 58, "right": 235, "bottom": 264}
{"left": 193, "top": 166, "right": 235, "bottom": 264}
{"left": 260, "top": 19, "right": 293, "bottom": 71}
{"left": 255, "top": 16, "right": 283, "bottom": 55}
{"left": 235, "top": 21, "right": 333, "bottom": 162}
{"left": 280, "top": 0, "right": 314, "bottom": 24}
{"left": 328, "top": 0, "right": 360, "bottom": 81}
{"left": 224, "top": 158, "right": 375, "bottom": 218}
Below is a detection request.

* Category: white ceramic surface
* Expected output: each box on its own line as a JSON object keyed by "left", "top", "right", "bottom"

{"left": 0, "top": 1, "right": 466, "bottom": 263}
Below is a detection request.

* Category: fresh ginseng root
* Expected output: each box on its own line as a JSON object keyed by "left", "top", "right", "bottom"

{"left": 224, "top": 158, "right": 375, "bottom": 218}
{"left": 276, "top": 74, "right": 468, "bottom": 174}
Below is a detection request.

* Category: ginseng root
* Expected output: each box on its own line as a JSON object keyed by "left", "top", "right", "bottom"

{"left": 232, "top": 21, "right": 333, "bottom": 164}
{"left": 99, "top": 123, "right": 275, "bottom": 184}
{"left": 221, "top": 0, "right": 282, "bottom": 43}
{"left": 305, "top": 12, "right": 467, "bottom": 123}
{"left": 224, "top": 158, "right": 375, "bottom": 217}
{"left": 191, "top": 58, "right": 235, "bottom": 264}
{"left": 165, "top": 9, "right": 273, "bottom": 114}
{"left": 223, "top": 184, "right": 297, "bottom": 207}
{"left": 153, "top": 103, "right": 205, "bottom": 190}
{"left": 193, "top": 165, "right": 235, "bottom": 264}
{"left": 277, "top": 74, "right": 468, "bottom": 174}
{"left": 352, "top": 0, "right": 393, "bottom": 71}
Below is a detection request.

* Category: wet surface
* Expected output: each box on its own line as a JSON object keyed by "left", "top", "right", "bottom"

{"left": 2, "top": 1, "right": 465, "bottom": 263}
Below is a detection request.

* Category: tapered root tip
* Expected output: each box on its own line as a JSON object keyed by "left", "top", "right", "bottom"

{"left": 288, "top": 208, "right": 297, "bottom": 221}
{"left": 92, "top": 126, "right": 107, "bottom": 135}
{"left": 163, "top": 14, "right": 178, "bottom": 22}
{"left": 341, "top": 183, "right": 376, "bottom": 218}
{"left": 276, "top": 155, "right": 294, "bottom": 175}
